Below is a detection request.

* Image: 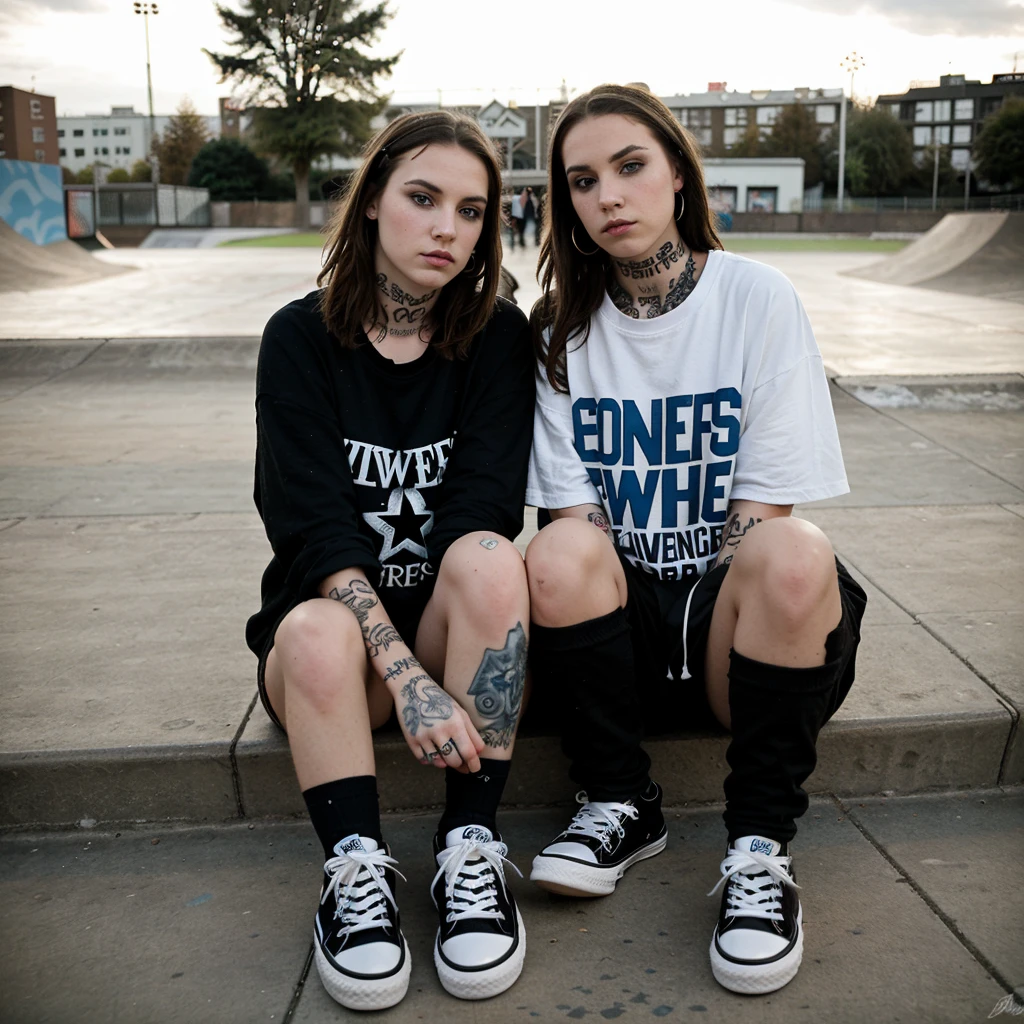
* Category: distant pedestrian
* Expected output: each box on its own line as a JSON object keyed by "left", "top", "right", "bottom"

{"left": 509, "top": 189, "right": 524, "bottom": 249}
{"left": 520, "top": 186, "right": 539, "bottom": 246}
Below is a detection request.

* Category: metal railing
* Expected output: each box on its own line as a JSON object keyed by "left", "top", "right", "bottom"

{"left": 803, "top": 194, "right": 1024, "bottom": 212}
{"left": 63, "top": 183, "right": 211, "bottom": 232}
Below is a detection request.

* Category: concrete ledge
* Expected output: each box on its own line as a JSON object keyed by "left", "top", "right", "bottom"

{"left": 0, "top": 745, "right": 237, "bottom": 828}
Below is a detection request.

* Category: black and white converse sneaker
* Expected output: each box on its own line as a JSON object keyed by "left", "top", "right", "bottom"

{"left": 431, "top": 825, "right": 525, "bottom": 1000}
{"left": 313, "top": 834, "right": 411, "bottom": 1011}
{"left": 708, "top": 835, "right": 803, "bottom": 994}
{"left": 530, "top": 783, "right": 667, "bottom": 897}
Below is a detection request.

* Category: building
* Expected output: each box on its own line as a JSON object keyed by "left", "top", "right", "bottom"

{"left": 0, "top": 86, "right": 59, "bottom": 164}
{"left": 704, "top": 158, "right": 805, "bottom": 214}
{"left": 56, "top": 106, "right": 220, "bottom": 174}
{"left": 876, "top": 72, "right": 1024, "bottom": 171}
{"left": 661, "top": 83, "right": 843, "bottom": 155}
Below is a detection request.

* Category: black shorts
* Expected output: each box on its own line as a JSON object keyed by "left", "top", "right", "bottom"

{"left": 255, "top": 581, "right": 437, "bottom": 732}
{"left": 619, "top": 551, "right": 866, "bottom": 733}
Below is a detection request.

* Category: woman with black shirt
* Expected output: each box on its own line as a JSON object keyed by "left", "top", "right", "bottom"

{"left": 246, "top": 112, "right": 534, "bottom": 1010}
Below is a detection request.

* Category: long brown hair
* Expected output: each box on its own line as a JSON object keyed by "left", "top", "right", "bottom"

{"left": 536, "top": 84, "right": 723, "bottom": 391}
{"left": 318, "top": 111, "right": 504, "bottom": 359}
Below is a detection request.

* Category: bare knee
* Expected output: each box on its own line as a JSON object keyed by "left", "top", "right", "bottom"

{"left": 273, "top": 599, "right": 366, "bottom": 711}
{"left": 437, "top": 532, "right": 528, "bottom": 622}
{"left": 730, "top": 518, "right": 837, "bottom": 628}
{"left": 525, "top": 518, "right": 620, "bottom": 621}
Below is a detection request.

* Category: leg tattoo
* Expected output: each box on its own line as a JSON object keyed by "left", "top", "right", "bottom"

{"left": 467, "top": 622, "right": 527, "bottom": 749}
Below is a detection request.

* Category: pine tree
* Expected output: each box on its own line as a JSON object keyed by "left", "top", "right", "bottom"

{"left": 204, "top": 0, "right": 399, "bottom": 228}
{"left": 152, "top": 98, "right": 211, "bottom": 185}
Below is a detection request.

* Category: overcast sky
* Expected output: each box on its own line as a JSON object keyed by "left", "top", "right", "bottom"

{"left": 2, "top": 0, "right": 1022, "bottom": 117}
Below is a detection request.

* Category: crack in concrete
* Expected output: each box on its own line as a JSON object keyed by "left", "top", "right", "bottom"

{"left": 229, "top": 692, "right": 258, "bottom": 819}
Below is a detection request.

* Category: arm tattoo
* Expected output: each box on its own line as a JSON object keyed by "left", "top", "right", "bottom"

{"left": 587, "top": 511, "right": 611, "bottom": 534}
{"left": 382, "top": 655, "right": 422, "bottom": 683}
{"left": 467, "top": 622, "right": 527, "bottom": 749}
{"left": 328, "top": 579, "right": 403, "bottom": 658}
{"left": 716, "top": 512, "right": 763, "bottom": 566}
{"left": 399, "top": 675, "right": 455, "bottom": 736}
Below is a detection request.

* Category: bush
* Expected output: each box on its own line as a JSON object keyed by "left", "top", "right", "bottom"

{"left": 75, "top": 166, "right": 94, "bottom": 184}
{"left": 973, "top": 96, "right": 1024, "bottom": 190}
{"left": 106, "top": 168, "right": 130, "bottom": 183}
{"left": 60, "top": 166, "right": 76, "bottom": 184}
{"left": 129, "top": 160, "right": 152, "bottom": 182}
{"left": 187, "top": 138, "right": 274, "bottom": 201}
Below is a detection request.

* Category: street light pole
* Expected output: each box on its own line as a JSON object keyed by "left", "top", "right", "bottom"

{"left": 837, "top": 51, "right": 866, "bottom": 213}
{"left": 133, "top": 1, "right": 159, "bottom": 181}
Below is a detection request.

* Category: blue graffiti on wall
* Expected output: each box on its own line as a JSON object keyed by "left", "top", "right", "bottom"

{"left": 0, "top": 160, "right": 67, "bottom": 244}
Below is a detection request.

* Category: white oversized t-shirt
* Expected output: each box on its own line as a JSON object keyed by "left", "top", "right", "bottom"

{"left": 527, "top": 249, "right": 849, "bottom": 582}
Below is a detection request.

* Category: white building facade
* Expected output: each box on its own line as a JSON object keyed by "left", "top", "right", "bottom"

{"left": 57, "top": 106, "right": 220, "bottom": 174}
{"left": 703, "top": 158, "right": 806, "bottom": 214}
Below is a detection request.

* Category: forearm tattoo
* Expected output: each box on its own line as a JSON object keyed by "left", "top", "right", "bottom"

{"left": 609, "top": 251, "right": 698, "bottom": 320}
{"left": 467, "top": 622, "right": 527, "bottom": 749}
{"left": 328, "top": 579, "right": 403, "bottom": 658}
{"left": 399, "top": 675, "right": 455, "bottom": 736}
{"left": 587, "top": 511, "right": 611, "bottom": 534}
{"left": 716, "top": 512, "right": 763, "bottom": 566}
{"left": 382, "top": 655, "right": 422, "bottom": 683}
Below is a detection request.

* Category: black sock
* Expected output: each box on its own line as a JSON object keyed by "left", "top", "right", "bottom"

{"left": 530, "top": 607, "right": 650, "bottom": 802}
{"left": 437, "top": 758, "right": 512, "bottom": 838}
{"left": 723, "top": 649, "right": 841, "bottom": 845}
{"left": 302, "top": 775, "right": 382, "bottom": 860}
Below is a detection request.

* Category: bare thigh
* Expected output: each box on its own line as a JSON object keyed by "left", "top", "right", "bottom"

{"left": 263, "top": 642, "right": 395, "bottom": 733}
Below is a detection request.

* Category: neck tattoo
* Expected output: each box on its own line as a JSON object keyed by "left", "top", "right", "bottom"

{"left": 609, "top": 250, "right": 699, "bottom": 320}
{"left": 370, "top": 273, "right": 438, "bottom": 343}
{"left": 614, "top": 240, "right": 685, "bottom": 280}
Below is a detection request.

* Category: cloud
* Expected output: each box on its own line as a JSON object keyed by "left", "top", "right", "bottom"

{"left": 0, "top": 0, "right": 107, "bottom": 42}
{"left": 783, "top": 0, "right": 1024, "bottom": 38}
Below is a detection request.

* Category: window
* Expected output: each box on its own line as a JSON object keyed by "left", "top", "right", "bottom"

{"left": 724, "top": 107, "right": 748, "bottom": 127}
{"left": 950, "top": 149, "right": 970, "bottom": 171}
{"left": 914, "top": 101, "right": 933, "bottom": 121}
{"left": 30, "top": 99, "right": 43, "bottom": 119}
{"left": 913, "top": 126, "right": 932, "bottom": 146}
{"left": 934, "top": 99, "right": 951, "bottom": 120}
{"left": 34, "top": 148, "right": 46, "bottom": 160}
{"left": 935, "top": 125, "right": 951, "bottom": 145}
{"left": 755, "top": 105, "right": 781, "bottom": 126}
{"left": 815, "top": 104, "right": 837, "bottom": 124}
{"left": 889, "top": 103, "right": 901, "bottom": 119}
{"left": 695, "top": 127, "right": 712, "bottom": 147}
{"left": 746, "top": 186, "right": 778, "bottom": 213}
{"left": 32, "top": 127, "right": 45, "bottom": 143}
{"left": 58, "top": 128, "right": 65, "bottom": 138}
{"left": 708, "top": 186, "right": 737, "bottom": 213}
{"left": 101, "top": 128, "right": 108, "bottom": 135}
{"left": 74, "top": 147, "right": 85, "bottom": 157}
{"left": 102, "top": 146, "right": 109, "bottom": 155}
{"left": 954, "top": 98, "right": 974, "bottom": 120}
{"left": 980, "top": 97, "right": 1002, "bottom": 118}
{"left": 59, "top": 147, "right": 66, "bottom": 157}
{"left": 73, "top": 128, "right": 83, "bottom": 137}
{"left": 723, "top": 126, "right": 742, "bottom": 146}
{"left": 682, "top": 108, "right": 711, "bottom": 128}
{"left": 115, "top": 146, "right": 132, "bottom": 155}
{"left": 952, "top": 124, "right": 971, "bottom": 144}
{"left": 114, "top": 127, "right": 128, "bottom": 135}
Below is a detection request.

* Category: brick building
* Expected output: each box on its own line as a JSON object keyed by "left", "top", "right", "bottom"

{"left": 0, "top": 86, "right": 59, "bottom": 164}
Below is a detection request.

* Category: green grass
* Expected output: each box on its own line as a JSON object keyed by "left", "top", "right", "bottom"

{"left": 218, "top": 233, "right": 909, "bottom": 253}
{"left": 218, "top": 232, "right": 326, "bottom": 247}
{"left": 721, "top": 238, "right": 908, "bottom": 253}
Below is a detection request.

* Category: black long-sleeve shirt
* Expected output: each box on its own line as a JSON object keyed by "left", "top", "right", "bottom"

{"left": 245, "top": 291, "right": 535, "bottom": 658}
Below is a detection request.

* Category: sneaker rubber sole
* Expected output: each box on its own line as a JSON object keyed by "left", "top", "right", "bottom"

{"left": 709, "top": 905, "right": 803, "bottom": 995}
{"left": 530, "top": 830, "right": 668, "bottom": 897}
{"left": 314, "top": 936, "right": 412, "bottom": 1011}
{"left": 434, "top": 907, "right": 526, "bottom": 1000}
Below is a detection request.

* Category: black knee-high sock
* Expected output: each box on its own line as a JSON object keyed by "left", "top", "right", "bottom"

{"left": 723, "top": 649, "right": 842, "bottom": 845}
{"left": 437, "top": 758, "right": 512, "bottom": 837}
{"left": 302, "top": 775, "right": 382, "bottom": 860}
{"left": 530, "top": 607, "right": 649, "bottom": 802}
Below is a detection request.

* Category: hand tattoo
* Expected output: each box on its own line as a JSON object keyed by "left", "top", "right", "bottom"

{"left": 467, "top": 622, "right": 527, "bottom": 749}
{"left": 400, "top": 676, "right": 455, "bottom": 736}
{"left": 715, "top": 512, "right": 763, "bottom": 567}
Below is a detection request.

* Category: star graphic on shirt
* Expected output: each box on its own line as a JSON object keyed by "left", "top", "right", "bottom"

{"left": 363, "top": 487, "right": 434, "bottom": 561}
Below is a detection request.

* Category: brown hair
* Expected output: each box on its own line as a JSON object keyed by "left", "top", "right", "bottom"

{"left": 317, "top": 111, "right": 504, "bottom": 359}
{"left": 535, "top": 84, "right": 723, "bottom": 391}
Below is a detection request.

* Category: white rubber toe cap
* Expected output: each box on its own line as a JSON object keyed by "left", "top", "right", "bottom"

{"left": 335, "top": 940, "right": 403, "bottom": 975}
{"left": 717, "top": 928, "right": 790, "bottom": 961}
{"left": 538, "top": 841, "right": 598, "bottom": 863}
{"left": 440, "top": 932, "right": 514, "bottom": 968}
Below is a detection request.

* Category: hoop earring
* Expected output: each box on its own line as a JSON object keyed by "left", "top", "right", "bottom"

{"left": 462, "top": 250, "right": 477, "bottom": 275}
{"left": 674, "top": 190, "right": 685, "bottom": 221}
{"left": 571, "top": 224, "right": 599, "bottom": 256}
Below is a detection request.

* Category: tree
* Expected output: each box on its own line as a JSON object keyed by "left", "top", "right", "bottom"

{"left": 76, "top": 166, "right": 95, "bottom": 184}
{"left": 106, "top": 168, "right": 130, "bottom": 183}
{"left": 973, "top": 96, "right": 1024, "bottom": 190}
{"left": 204, "top": 0, "right": 400, "bottom": 227}
{"left": 824, "top": 106, "right": 914, "bottom": 196}
{"left": 152, "top": 98, "right": 211, "bottom": 185}
{"left": 762, "top": 103, "right": 824, "bottom": 187}
{"left": 729, "top": 122, "right": 764, "bottom": 158}
{"left": 188, "top": 137, "right": 272, "bottom": 200}
{"left": 60, "top": 165, "right": 76, "bottom": 184}
{"left": 130, "top": 159, "right": 153, "bottom": 182}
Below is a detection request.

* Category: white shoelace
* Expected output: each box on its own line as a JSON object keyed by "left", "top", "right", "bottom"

{"left": 561, "top": 791, "right": 639, "bottom": 853}
{"left": 432, "top": 837, "right": 521, "bottom": 925}
{"left": 322, "top": 847, "right": 406, "bottom": 943}
{"left": 707, "top": 848, "right": 800, "bottom": 922}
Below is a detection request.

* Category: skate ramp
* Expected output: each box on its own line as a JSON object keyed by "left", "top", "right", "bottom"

{"left": 0, "top": 220, "right": 130, "bottom": 293}
{"left": 846, "top": 211, "right": 1024, "bottom": 304}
